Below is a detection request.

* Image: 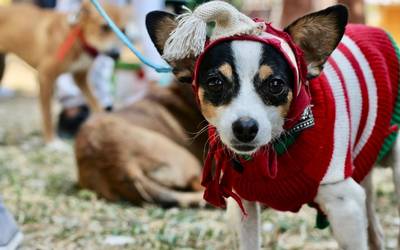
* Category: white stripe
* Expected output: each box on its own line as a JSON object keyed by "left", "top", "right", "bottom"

{"left": 342, "top": 35, "right": 378, "bottom": 157}
{"left": 331, "top": 49, "right": 363, "bottom": 150}
{"left": 321, "top": 62, "right": 350, "bottom": 184}
{"left": 260, "top": 32, "right": 300, "bottom": 94}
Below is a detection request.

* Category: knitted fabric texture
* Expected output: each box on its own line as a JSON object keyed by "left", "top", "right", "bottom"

{"left": 162, "top": 1, "right": 264, "bottom": 61}
{"left": 377, "top": 33, "right": 400, "bottom": 161}
{"left": 199, "top": 24, "right": 400, "bottom": 213}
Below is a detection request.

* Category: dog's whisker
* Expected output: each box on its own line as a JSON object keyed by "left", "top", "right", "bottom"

{"left": 202, "top": 130, "right": 220, "bottom": 160}
{"left": 197, "top": 119, "right": 209, "bottom": 128}
{"left": 187, "top": 124, "right": 212, "bottom": 141}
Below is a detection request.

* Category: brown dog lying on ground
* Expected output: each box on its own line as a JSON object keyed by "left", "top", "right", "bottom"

{"left": 75, "top": 81, "right": 208, "bottom": 207}
{"left": 0, "top": 1, "right": 127, "bottom": 143}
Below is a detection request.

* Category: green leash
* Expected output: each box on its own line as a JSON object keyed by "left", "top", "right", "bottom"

{"left": 114, "top": 61, "right": 142, "bottom": 71}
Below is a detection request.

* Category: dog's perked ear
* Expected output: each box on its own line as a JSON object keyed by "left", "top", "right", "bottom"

{"left": 146, "top": 11, "right": 195, "bottom": 84}
{"left": 284, "top": 5, "right": 348, "bottom": 79}
{"left": 78, "top": 0, "right": 95, "bottom": 19}
{"left": 146, "top": 11, "right": 177, "bottom": 55}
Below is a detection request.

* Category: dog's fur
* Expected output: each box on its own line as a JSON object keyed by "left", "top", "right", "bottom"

{"left": 75, "top": 81, "right": 208, "bottom": 207}
{"left": 0, "top": 2, "right": 127, "bottom": 143}
{"left": 146, "top": 6, "right": 400, "bottom": 250}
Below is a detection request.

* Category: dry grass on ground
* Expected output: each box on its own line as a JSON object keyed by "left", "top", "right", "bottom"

{"left": 0, "top": 95, "right": 399, "bottom": 249}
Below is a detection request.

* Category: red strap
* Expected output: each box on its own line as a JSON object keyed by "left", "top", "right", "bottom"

{"left": 56, "top": 26, "right": 82, "bottom": 61}
{"left": 202, "top": 153, "right": 248, "bottom": 215}
{"left": 264, "top": 148, "right": 278, "bottom": 179}
{"left": 384, "top": 124, "right": 399, "bottom": 137}
{"left": 201, "top": 141, "right": 217, "bottom": 187}
{"left": 201, "top": 126, "right": 282, "bottom": 215}
{"left": 201, "top": 127, "right": 248, "bottom": 214}
{"left": 223, "top": 187, "right": 247, "bottom": 216}
{"left": 202, "top": 149, "right": 225, "bottom": 207}
{"left": 220, "top": 163, "right": 247, "bottom": 215}
{"left": 390, "top": 124, "right": 399, "bottom": 133}
{"left": 201, "top": 128, "right": 226, "bottom": 207}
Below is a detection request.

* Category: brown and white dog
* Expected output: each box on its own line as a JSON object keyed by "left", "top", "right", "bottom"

{"left": 0, "top": 1, "right": 127, "bottom": 143}
{"left": 146, "top": 3, "right": 400, "bottom": 250}
{"left": 75, "top": 81, "right": 207, "bottom": 207}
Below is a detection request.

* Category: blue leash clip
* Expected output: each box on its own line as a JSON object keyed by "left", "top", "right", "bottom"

{"left": 90, "top": 0, "right": 172, "bottom": 73}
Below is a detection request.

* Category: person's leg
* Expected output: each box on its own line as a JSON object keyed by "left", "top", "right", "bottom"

{"left": 87, "top": 54, "right": 114, "bottom": 110}
{"left": 56, "top": 55, "right": 115, "bottom": 138}
{"left": 56, "top": 74, "right": 88, "bottom": 138}
{"left": 56, "top": 73, "right": 86, "bottom": 109}
{"left": 131, "top": 0, "right": 172, "bottom": 84}
{"left": 0, "top": 53, "right": 5, "bottom": 81}
{"left": 280, "top": 0, "right": 365, "bottom": 28}
{"left": 279, "top": 0, "right": 313, "bottom": 28}
{"left": 0, "top": 54, "right": 15, "bottom": 99}
{"left": 0, "top": 197, "right": 23, "bottom": 250}
{"left": 338, "top": 0, "right": 365, "bottom": 23}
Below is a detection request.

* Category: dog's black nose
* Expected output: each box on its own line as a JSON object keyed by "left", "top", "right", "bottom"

{"left": 232, "top": 117, "right": 258, "bottom": 143}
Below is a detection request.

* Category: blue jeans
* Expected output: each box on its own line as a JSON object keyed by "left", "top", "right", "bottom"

{"left": 0, "top": 198, "right": 22, "bottom": 250}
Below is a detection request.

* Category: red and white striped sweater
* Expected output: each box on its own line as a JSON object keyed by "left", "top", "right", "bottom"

{"left": 201, "top": 24, "right": 400, "bottom": 213}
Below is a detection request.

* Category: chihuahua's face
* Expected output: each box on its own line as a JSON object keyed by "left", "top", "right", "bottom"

{"left": 146, "top": 6, "right": 347, "bottom": 154}
{"left": 197, "top": 41, "right": 294, "bottom": 154}
{"left": 79, "top": 0, "right": 128, "bottom": 55}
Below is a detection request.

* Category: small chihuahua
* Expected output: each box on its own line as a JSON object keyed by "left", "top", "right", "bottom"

{"left": 147, "top": 2, "right": 400, "bottom": 249}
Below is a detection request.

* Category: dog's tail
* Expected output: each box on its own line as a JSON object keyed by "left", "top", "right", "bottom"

{"left": 0, "top": 53, "right": 5, "bottom": 82}
{"left": 126, "top": 164, "right": 206, "bottom": 208}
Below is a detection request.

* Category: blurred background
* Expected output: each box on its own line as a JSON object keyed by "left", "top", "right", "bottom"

{"left": 0, "top": 0, "right": 400, "bottom": 96}
{"left": 2, "top": 0, "right": 400, "bottom": 97}
{"left": 0, "top": 0, "right": 399, "bottom": 249}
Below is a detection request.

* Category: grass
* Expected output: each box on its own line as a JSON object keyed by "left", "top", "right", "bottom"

{"left": 0, "top": 96, "right": 399, "bottom": 249}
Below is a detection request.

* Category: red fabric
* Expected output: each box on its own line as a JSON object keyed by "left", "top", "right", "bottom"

{"left": 195, "top": 21, "right": 317, "bottom": 213}
{"left": 197, "top": 24, "right": 399, "bottom": 214}
{"left": 201, "top": 72, "right": 336, "bottom": 213}
{"left": 346, "top": 25, "right": 398, "bottom": 182}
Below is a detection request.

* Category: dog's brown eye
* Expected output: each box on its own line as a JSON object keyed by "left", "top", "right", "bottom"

{"left": 101, "top": 24, "right": 111, "bottom": 33}
{"left": 207, "top": 77, "right": 224, "bottom": 92}
{"left": 267, "top": 78, "right": 285, "bottom": 95}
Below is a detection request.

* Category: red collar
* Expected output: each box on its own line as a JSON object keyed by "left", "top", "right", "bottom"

{"left": 56, "top": 26, "right": 99, "bottom": 61}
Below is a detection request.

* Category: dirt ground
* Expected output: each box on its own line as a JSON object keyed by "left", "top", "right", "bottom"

{"left": 0, "top": 60, "right": 399, "bottom": 249}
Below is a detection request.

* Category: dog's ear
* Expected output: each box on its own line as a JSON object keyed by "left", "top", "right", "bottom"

{"left": 285, "top": 5, "right": 348, "bottom": 79}
{"left": 77, "top": 0, "right": 97, "bottom": 21}
{"left": 146, "top": 11, "right": 195, "bottom": 84}
{"left": 146, "top": 11, "right": 177, "bottom": 55}
{"left": 80, "top": 0, "right": 94, "bottom": 15}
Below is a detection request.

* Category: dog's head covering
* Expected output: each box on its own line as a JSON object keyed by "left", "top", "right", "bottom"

{"left": 163, "top": 0, "right": 310, "bottom": 129}
{"left": 163, "top": 1, "right": 312, "bottom": 213}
